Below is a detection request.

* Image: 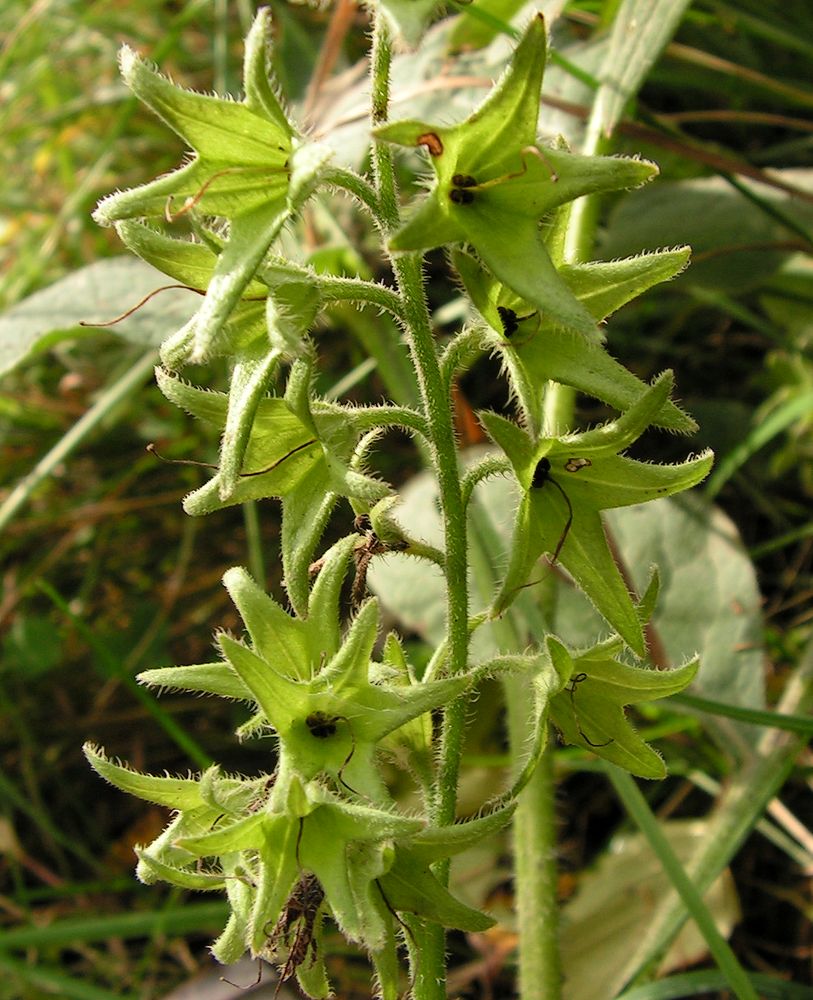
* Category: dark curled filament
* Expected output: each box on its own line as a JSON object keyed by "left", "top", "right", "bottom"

{"left": 567, "top": 672, "right": 613, "bottom": 748}
{"left": 531, "top": 457, "right": 573, "bottom": 566}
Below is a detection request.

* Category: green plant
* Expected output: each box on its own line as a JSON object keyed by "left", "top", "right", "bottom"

{"left": 4, "top": 3, "right": 813, "bottom": 999}
{"left": 80, "top": 10, "right": 712, "bottom": 996}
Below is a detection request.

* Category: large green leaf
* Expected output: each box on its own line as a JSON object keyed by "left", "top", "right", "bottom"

{"left": 560, "top": 820, "right": 740, "bottom": 1000}
{"left": 601, "top": 172, "right": 813, "bottom": 292}
{"left": 593, "top": 0, "right": 693, "bottom": 137}
{"left": 0, "top": 258, "right": 196, "bottom": 377}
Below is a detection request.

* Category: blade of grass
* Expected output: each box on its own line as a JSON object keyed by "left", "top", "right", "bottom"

{"left": 609, "top": 639, "right": 813, "bottom": 993}
{"left": 38, "top": 580, "right": 212, "bottom": 770}
{"left": 607, "top": 766, "right": 759, "bottom": 1000}
{"left": 617, "top": 968, "right": 813, "bottom": 999}
{"left": 0, "top": 349, "right": 157, "bottom": 533}
{"left": 594, "top": 0, "right": 693, "bottom": 137}
{"left": 447, "top": 0, "right": 519, "bottom": 40}
{"left": 666, "top": 37, "right": 813, "bottom": 109}
{"left": 705, "top": 389, "right": 813, "bottom": 499}
{"left": 0, "top": 954, "right": 131, "bottom": 1000}
{"left": 0, "top": 900, "right": 228, "bottom": 949}
{"left": 670, "top": 692, "right": 813, "bottom": 735}
{"left": 0, "top": 767, "right": 100, "bottom": 871}
{"left": 724, "top": 172, "right": 813, "bottom": 250}
{"left": 749, "top": 520, "right": 813, "bottom": 559}
{"left": 709, "top": 2, "right": 813, "bottom": 61}
{"left": 686, "top": 770, "right": 813, "bottom": 869}
{"left": 686, "top": 286, "right": 790, "bottom": 345}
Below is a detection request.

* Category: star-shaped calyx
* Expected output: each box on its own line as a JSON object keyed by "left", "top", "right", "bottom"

{"left": 155, "top": 356, "right": 389, "bottom": 614}
{"left": 374, "top": 15, "right": 657, "bottom": 338}
{"left": 481, "top": 373, "right": 713, "bottom": 654}
{"left": 137, "top": 538, "right": 502, "bottom": 800}
{"left": 545, "top": 632, "right": 698, "bottom": 778}
{"left": 452, "top": 247, "right": 696, "bottom": 436}
{"left": 93, "top": 10, "right": 330, "bottom": 364}
{"left": 115, "top": 220, "right": 320, "bottom": 369}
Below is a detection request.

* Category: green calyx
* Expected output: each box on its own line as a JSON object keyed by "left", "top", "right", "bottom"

{"left": 93, "top": 9, "right": 330, "bottom": 365}
{"left": 375, "top": 15, "right": 658, "bottom": 338}
{"left": 453, "top": 247, "right": 696, "bottom": 434}
{"left": 545, "top": 634, "right": 698, "bottom": 779}
{"left": 85, "top": 545, "right": 534, "bottom": 997}
{"left": 484, "top": 373, "right": 713, "bottom": 653}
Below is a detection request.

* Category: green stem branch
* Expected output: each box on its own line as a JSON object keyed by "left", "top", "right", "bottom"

{"left": 323, "top": 165, "right": 384, "bottom": 221}
{"left": 317, "top": 274, "right": 405, "bottom": 319}
{"left": 368, "top": 14, "right": 470, "bottom": 999}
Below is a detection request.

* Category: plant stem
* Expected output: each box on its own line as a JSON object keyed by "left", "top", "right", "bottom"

{"left": 467, "top": 499, "right": 562, "bottom": 999}
{"left": 508, "top": 706, "right": 561, "bottom": 999}
{"left": 317, "top": 274, "right": 405, "bottom": 319}
{"left": 323, "top": 165, "right": 384, "bottom": 221}
{"left": 369, "top": 14, "right": 470, "bottom": 998}
{"left": 506, "top": 78, "right": 609, "bottom": 1000}
{"left": 242, "top": 500, "right": 266, "bottom": 586}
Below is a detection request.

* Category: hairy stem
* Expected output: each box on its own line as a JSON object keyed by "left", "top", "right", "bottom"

{"left": 369, "top": 14, "right": 470, "bottom": 999}
{"left": 317, "top": 274, "right": 404, "bottom": 319}
{"left": 323, "top": 164, "right": 383, "bottom": 221}
{"left": 508, "top": 62, "right": 611, "bottom": 1000}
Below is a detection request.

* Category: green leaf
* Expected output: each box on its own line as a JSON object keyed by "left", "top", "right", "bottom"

{"left": 83, "top": 743, "right": 202, "bottom": 809}
{"left": 0, "top": 259, "right": 196, "bottom": 376}
{"left": 218, "top": 346, "right": 282, "bottom": 496}
{"left": 561, "top": 820, "right": 741, "bottom": 1000}
{"left": 137, "top": 662, "right": 252, "bottom": 701}
{"left": 606, "top": 496, "right": 766, "bottom": 729}
{"left": 601, "top": 172, "right": 813, "bottom": 293}
{"left": 594, "top": 0, "right": 693, "bottom": 137}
